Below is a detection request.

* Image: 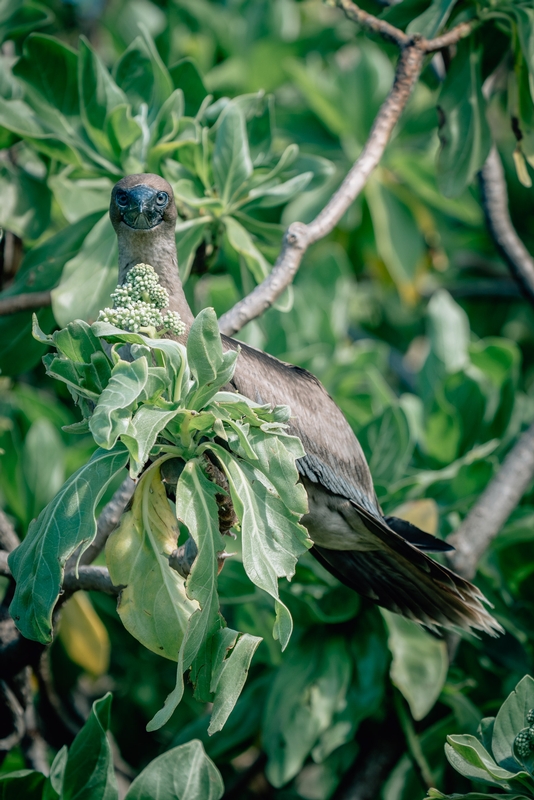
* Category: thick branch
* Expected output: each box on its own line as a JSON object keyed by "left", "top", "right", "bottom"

{"left": 479, "top": 146, "right": 534, "bottom": 308}
{"left": 0, "top": 552, "right": 118, "bottom": 596}
{"left": 0, "top": 291, "right": 51, "bottom": 316}
{"left": 218, "top": 43, "right": 424, "bottom": 336}
{"left": 447, "top": 421, "right": 534, "bottom": 579}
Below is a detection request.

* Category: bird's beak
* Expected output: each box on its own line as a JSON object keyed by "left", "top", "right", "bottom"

{"left": 120, "top": 185, "right": 165, "bottom": 230}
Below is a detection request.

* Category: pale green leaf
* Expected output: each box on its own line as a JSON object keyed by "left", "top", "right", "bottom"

{"left": 106, "top": 465, "right": 197, "bottom": 660}
{"left": 383, "top": 610, "right": 448, "bottom": 721}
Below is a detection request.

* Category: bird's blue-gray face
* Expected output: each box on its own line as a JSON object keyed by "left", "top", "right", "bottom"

{"left": 113, "top": 184, "right": 170, "bottom": 230}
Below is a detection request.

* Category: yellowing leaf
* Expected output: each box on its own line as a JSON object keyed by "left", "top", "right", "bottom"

{"left": 390, "top": 499, "right": 439, "bottom": 536}
{"left": 106, "top": 464, "right": 197, "bottom": 660}
{"left": 59, "top": 592, "right": 110, "bottom": 678}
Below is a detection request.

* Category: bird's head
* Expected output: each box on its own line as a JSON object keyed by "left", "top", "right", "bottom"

{"left": 110, "top": 174, "right": 177, "bottom": 233}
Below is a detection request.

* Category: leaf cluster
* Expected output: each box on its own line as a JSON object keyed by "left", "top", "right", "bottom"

{"left": 427, "top": 675, "right": 534, "bottom": 799}
{"left": 8, "top": 307, "right": 311, "bottom": 732}
{"left": 0, "top": 693, "right": 224, "bottom": 800}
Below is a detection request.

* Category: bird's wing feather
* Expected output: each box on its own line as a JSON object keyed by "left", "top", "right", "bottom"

{"left": 226, "top": 337, "right": 380, "bottom": 511}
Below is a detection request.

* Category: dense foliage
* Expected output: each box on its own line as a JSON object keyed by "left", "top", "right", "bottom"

{"left": 2, "top": 0, "right": 534, "bottom": 798}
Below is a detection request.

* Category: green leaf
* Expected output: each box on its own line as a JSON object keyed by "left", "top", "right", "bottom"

{"left": 8, "top": 444, "right": 128, "bottom": 643}
{"left": 124, "top": 740, "right": 223, "bottom": 800}
{"left": 169, "top": 58, "right": 208, "bottom": 117}
{"left": 0, "top": 211, "right": 102, "bottom": 377}
{"left": 113, "top": 29, "right": 173, "bottom": 121}
{"left": 427, "top": 290, "right": 470, "bottom": 373}
{"left": 445, "top": 735, "right": 528, "bottom": 786}
{"left": 358, "top": 405, "right": 412, "bottom": 487}
{"left": 78, "top": 36, "right": 126, "bottom": 159}
{"left": 106, "top": 465, "right": 197, "bottom": 660}
{"left": 437, "top": 41, "right": 491, "bottom": 198}
{"left": 263, "top": 634, "right": 352, "bottom": 787}
{"left": 223, "top": 215, "right": 270, "bottom": 283}
{"left": 185, "top": 308, "right": 238, "bottom": 409}
{"left": 53, "top": 319, "right": 102, "bottom": 363}
{"left": 406, "top": 0, "right": 458, "bottom": 38}
{"left": 49, "top": 173, "right": 112, "bottom": 225}
{"left": 106, "top": 103, "right": 142, "bottom": 155}
{"left": 492, "top": 676, "right": 534, "bottom": 772}
{"left": 246, "top": 172, "right": 313, "bottom": 208}
{"left": 240, "top": 427, "right": 307, "bottom": 516}
{"left": 208, "top": 631, "right": 262, "bottom": 734}
{"left": 383, "top": 611, "right": 448, "bottom": 721}
{"left": 51, "top": 214, "right": 118, "bottom": 327}
{"left": 62, "top": 694, "right": 118, "bottom": 800}
{"left": 147, "top": 459, "right": 224, "bottom": 730}
{"left": 176, "top": 217, "right": 211, "bottom": 283}
{"left": 89, "top": 358, "right": 148, "bottom": 449}
{"left": 365, "top": 178, "right": 425, "bottom": 297}
{"left": 23, "top": 418, "right": 65, "bottom": 519}
{"left": 122, "top": 406, "right": 180, "bottom": 478}
{"left": 204, "top": 443, "right": 310, "bottom": 650}
{"left": 14, "top": 34, "right": 79, "bottom": 119}
{"left": 0, "top": 771, "right": 47, "bottom": 799}
{"left": 0, "top": 162, "right": 51, "bottom": 240}
{"left": 213, "top": 104, "right": 252, "bottom": 206}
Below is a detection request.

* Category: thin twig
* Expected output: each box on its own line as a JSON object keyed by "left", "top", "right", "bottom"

{"left": 447, "top": 420, "right": 534, "bottom": 580}
{"left": 219, "top": 43, "right": 425, "bottom": 336}
{"left": 0, "top": 291, "right": 51, "bottom": 316}
{"left": 334, "top": 0, "right": 409, "bottom": 46}
{"left": 479, "top": 146, "right": 534, "bottom": 308}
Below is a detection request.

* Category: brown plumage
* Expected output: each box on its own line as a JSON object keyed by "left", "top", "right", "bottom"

{"left": 109, "top": 174, "right": 502, "bottom": 637}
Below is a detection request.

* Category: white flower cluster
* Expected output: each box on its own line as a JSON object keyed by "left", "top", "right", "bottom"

{"left": 98, "top": 263, "right": 185, "bottom": 336}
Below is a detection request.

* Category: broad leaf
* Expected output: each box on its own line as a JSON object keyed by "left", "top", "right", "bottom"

{"left": 9, "top": 444, "right": 128, "bottom": 643}
{"left": 51, "top": 213, "right": 118, "bottom": 326}
{"left": 493, "top": 676, "right": 534, "bottom": 771}
{"left": 62, "top": 694, "right": 118, "bottom": 800}
{"left": 89, "top": 357, "right": 148, "bottom": 449}
{"left": 213, "top": 103, "right": 252, "bottom": 206}
{"left": 125, "top": 740, "right": 223, "bottom": 800}
{"left": 437, "top": 41, "right": 491, "bottom": 197}
{"left": 204, "top": 444, "right": 310, "bottom": 650}
{"left": 147, "top": 459, "right": 224, "bottom": 730}
{"left": 383, "top": 610, "right": 448, "bottom": 721}
{"left": 106, "top": 465, "right": 197, "bottom": 660}
{"left": 208, "top": 631, "right": 262, "bottom": 734}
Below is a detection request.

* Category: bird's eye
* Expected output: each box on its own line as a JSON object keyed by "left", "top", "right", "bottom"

{"left": 116, "top": 191, "right": 129, "bottom": 207}
{"left": 156, "top": 191, "right": 168, "bottom": 206}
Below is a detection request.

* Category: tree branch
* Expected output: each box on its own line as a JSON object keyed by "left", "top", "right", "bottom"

{"left": 0, "top": 291, "right": 51, "bottom": 316}
{"left": 218, "top": 43, "right": 425, "bottom": 336}
{"left": 447, "top": 420, "right": 534, "bottom": 579}
{"left": 479, "top": 145, "right": 534, "bottom": 308}
{"left": 334, "top": 0, "right": 409, "bottom": 46}
{"left": 218, "top": 0, "right": 475, "bottom": 337}
{"left": 0, "top": 510, "right": 20, "bottom": 554}
{"left": 0, "top": 552, "right": 119, "bottom": 597}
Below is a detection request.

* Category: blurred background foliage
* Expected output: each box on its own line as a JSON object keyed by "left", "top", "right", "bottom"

{"left": 2, "top": 0, "right": 534, "bottom": 798}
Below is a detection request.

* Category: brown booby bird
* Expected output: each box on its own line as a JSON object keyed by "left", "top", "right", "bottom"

{"left": 109, "top": 173, "right": 502, "bottom": 636}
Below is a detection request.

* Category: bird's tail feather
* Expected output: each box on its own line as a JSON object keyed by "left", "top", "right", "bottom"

{"left": 312, "top": 503, "right": 503, "bottom": 637}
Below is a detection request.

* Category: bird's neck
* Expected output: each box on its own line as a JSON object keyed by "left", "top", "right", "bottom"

{"left": 117, "top": 226, "right": 194, "bottom": 326}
